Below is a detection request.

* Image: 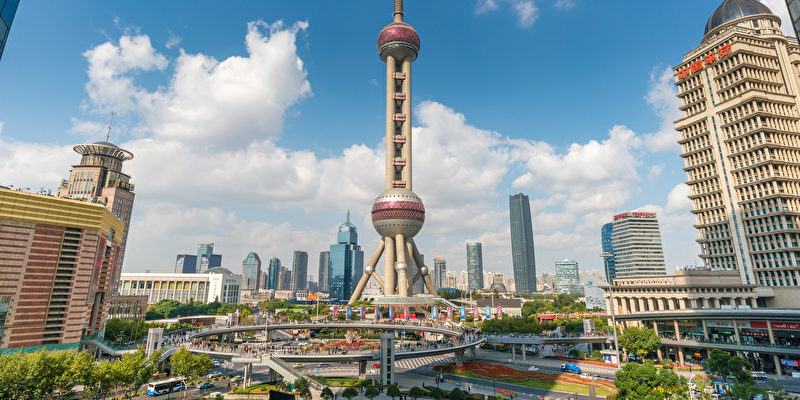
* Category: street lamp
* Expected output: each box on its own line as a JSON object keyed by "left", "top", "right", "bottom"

{"left": 601, "top": 252, "right": 621, "bottom": 371}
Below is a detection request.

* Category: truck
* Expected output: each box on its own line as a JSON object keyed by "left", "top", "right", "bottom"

{"left": 560, "top": 363, "right": 581, "bottom": 374}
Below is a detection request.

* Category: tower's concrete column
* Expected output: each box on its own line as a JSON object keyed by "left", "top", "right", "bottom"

{"left": 380, "top": 332, "right": 396, "bottom": 386}
{"left": 401, "top": 58, "right": 412, "bottom": 187}
{"left": 384, "top": 55, "right": 396, "bottom": 190}
{"left": 384, "top": 237, "right": 396, "bottom": 295}
{"left": 455, "top": 349, "right": 465, "bottom": 367}
{"left": 395, "top": 234, "right": 409, "bottom": 297}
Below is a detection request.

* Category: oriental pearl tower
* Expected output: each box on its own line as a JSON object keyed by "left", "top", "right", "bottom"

{"left": 348, "top": 0, "right": 436, "bottom": 304}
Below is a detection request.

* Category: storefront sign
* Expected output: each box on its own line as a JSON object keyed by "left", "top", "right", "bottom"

{"left": 749, "top": 321, "right": 800, "bottom": 331}
{"left": 676, "top": 44, "right": 731, "bottom": 79}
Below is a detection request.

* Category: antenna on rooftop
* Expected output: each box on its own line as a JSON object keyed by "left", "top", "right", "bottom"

{"left": 105, "top": 112, "right": 114, "bottom": 143}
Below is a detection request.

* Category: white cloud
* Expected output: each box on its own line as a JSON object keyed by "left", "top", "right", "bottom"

{"left": 760, "top": 0, "right": 796, "bottom": 37}
{"left": 83, "top": 20, "right": 312, "bottom": 149}
{"left": 165, "top": 34, "right": 182, "bottom": 49}
{"left": 475, "top": 0, "right": 499, "bottom": 14}
{"left": 68, "top": 118, "right": 107, "bottom": 138}
{"left": 554, "top": 0, "right": 576, "bottom": 10}
{"left": 648, "top": 164, "right": 664, "bottom": 181}
{"left": 0, "top": 135, "right": 74, "bottom": 191}
{"left": 643, "top": 66, "right": 681, "bottom": 152}
{"left": 512, "top": 1, "right": 539, "bottom": 27}
{"left": 476, "top": 0, "right": 539, "bottom": 28}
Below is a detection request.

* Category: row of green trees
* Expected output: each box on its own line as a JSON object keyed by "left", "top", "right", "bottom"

{"left": 145, "top": 299, "right": 254, "bottom": 320}
{"left": 0, "top": 346, "right": 215, "bottom": 400}
{"left": 480, "top": 315, "right": 607, "bottom": 334}
{"left": 103, "top": 318, "right": 194, "bottom": 344}
{"left": 0, "top": 347, "right": 161, "bottom": 400}
{"left": 521, "top": 294, "right": 589, "bottom": 316}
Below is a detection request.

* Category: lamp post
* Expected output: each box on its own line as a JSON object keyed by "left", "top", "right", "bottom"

{"left": 601, "top": 252, "right": 621, "bottom": 370}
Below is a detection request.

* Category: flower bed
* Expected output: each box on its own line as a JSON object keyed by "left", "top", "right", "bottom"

{"left": 433, "top": 362, "right": 616, "bottom": 392}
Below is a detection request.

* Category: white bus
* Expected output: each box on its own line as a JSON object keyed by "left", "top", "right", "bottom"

{"left": 146, "top": 377, "right": 185, "bottom": 396}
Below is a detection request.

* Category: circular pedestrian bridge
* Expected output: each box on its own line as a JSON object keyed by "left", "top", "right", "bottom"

{"left": 188, "top": 321, "right": 466, "bottom": 340}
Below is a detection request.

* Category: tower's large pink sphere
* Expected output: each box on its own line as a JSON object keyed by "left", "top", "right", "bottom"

{"left": 377, "top": 22, "right": 420, "bottom": 62}
{"left": 371, "top": 189, "right": 425, "bottom": 238}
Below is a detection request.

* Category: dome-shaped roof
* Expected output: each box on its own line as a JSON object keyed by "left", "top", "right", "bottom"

{"left": 377, "top": 22, "right": 420, "bottom": 62}
{"left": 704, "top": 0, "right": 773, "bottom": 35}
{"left": 489, "top": 282, "right": 507, "bottom": 293}
{"left": 205, "top": 267, "right": 233, "bottom": 275}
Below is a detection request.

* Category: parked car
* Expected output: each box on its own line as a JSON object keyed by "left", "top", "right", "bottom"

{"left": 197, "top": 381, "right": 214, "bottom": 390}
{"left": 206, "top": 372, "right": 221, "bottom": 379}
{"left": 527, "top": 366, "right": 539, "bottom": 372}
{"left": 212, "top": 360, "right": 220, "bottom": 367}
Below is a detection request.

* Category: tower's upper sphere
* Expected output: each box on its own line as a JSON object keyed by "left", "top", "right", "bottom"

{"left": 371, "top": 188, "right": 425, "bottom": 238}
{"left": 378, "top": 22, "right": 420, "bottom": 62}
{"left": 704, "top": 0, "right": 773, "bottom": 36}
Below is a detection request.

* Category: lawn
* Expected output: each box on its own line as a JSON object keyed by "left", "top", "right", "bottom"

{"left": 316, "top": 377, "right": 378, "bottom": 387}
{"left": 230, "top": 382, "right": 286, "bottom": 394}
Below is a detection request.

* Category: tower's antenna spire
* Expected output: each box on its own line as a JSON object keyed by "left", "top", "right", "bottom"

{"left": 346, "top": 209, "right": 351, "bottom": 224}
{"left": 105, "top": 112, "right": 114, "bottom": 143}
{"left": 394, "top": 0, "right": 404, "bottom": 22}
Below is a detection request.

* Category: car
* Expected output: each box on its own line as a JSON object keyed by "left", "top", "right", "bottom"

{"left": 206, "top": 372, "right": 221, "bottom": 379}
{"left": 197, "top": 381, "right": 214, "bottom": 390}
{"left": 560, "top": 364, "right": 581, "bottom": 374}
{"left": 318, "top": 362, "right": 330, "bottom": 367}
{"left": 212, "top": 360, "right": 220, "bottom": 367}
{"left": 751, "top": 371, "right": 767, "bottom": 380}
{"left": 527, "top": 366, "right": 539, "bottom": 372}
{"left": 580, "top": 373, "right": 593, "bottom": 380}
{"left": 230, "top": 376, "right": 243, "bottom": 383}
{"left": 293, "top": 363, "right": 305, "bottom": 369}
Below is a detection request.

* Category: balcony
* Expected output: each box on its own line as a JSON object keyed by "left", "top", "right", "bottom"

{"left": 392, "top": 157, "right": 406, "bottom": 166}
{"left": 392, "top": 180, "right": 406, "bottom": 188}
{"left": 393, "top": 72, "right": 406, "bottom": 79}
{"left": 393, "top": 114, "right": 407, "bottom": 121}
{"left": 392, "top": 136, "right": 406, "bottom": 144}
{"left": 393, "top": 93, "right": 406, "bottom": 100}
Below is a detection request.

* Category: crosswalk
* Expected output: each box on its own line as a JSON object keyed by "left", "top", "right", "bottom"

{"left": 394, "top": 355, "right": 454, "bottom": 371}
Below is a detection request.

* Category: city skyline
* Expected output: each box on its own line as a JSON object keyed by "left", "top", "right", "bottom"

{"left": 2, "top": 1, "right": 796, "bottom": 281}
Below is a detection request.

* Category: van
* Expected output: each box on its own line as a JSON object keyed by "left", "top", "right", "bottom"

{"left": 751, "top": 371, "right": 767, "bottom": 380}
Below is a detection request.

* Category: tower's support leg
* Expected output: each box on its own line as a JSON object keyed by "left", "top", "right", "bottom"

{"left": 371, "top": 272, "right": 385, "bottom": 289}
{"left": 348, "top": 240, "right": 385, "bottom": 304}
{"left": 395, "top": 234, "right": 409, "bottom": 297}
{"left": 455, "top": 349, "right": 465, "bottom": 367}
{"left": 410, "top": 239, "right": 437, "bottom": 295}
{"left": 384, "top": 237, "right": 396, "bottom": 295}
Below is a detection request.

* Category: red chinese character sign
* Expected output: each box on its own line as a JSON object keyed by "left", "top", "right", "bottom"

{"left": 676, "top": 44, "right": 732, "bottom": 79}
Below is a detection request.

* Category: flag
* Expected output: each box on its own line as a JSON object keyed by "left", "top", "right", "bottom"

{"left": 346, "top": 306, "right": 352, "bottom": 320}
{"left": 404, "top": 305, "right": 410, "bottom": 320}
{"left": 446, "top": 306, "right": 452, "bottom": 320}
{"left": 432, "top": 306, "right": 438, "bottom": 320}
{"left": 473, "top": 306, "right": 478, "bottom": 319}
{"left": 388, "top": 306, "right": 394, "bottom": 320}
{"left": 375, "top": 306, "right": 381, "bottom": 320}
{"left": 360, "top": 306, "right": 365, "bottom": 319}
{"left": 460, "top": 306, "right": 466, "bottom": 320}
{"left": 497, "top": 306, "right": 502, "bottom": 318}
{"left": 485, "top": 306, "right": 491, "bottom": 319}
{"left": 333, "top": 306, "right": 339, "bottom": 319}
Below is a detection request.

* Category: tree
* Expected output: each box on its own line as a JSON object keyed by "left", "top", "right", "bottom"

{"left": 299, "top": 387, "right": 313, "bottom": 400}
{"left": 120, "top": 347, "right": 163, "bottom": 397}
{"left": 387, "top": 383, "right": 401, "bottom": 400}
{"left": 428, "top": 386, "right": 445, "bottom": 399}
{"left": 449, "top": 387, "right": 467, "bottom": 400}
{"left": 81, "top": 360, "right": 119, "bottom": 400}
{"left": 321, "top": 387, "right": 335, "bottom": 400}
{"left": 618, "top": 326, "right": 661, "bottom": 361}
{"left": 693, "top": 376, "right": 713, "bottom": 400}
{"left": 170, "top": 347, "right": 213, "bottom": 399}
{"left": 707, "top": 349, "right": 751, "bottom": 384}
{"left": 294, "top": 378, "right": 310, "bottom": 394}
{"left": 342, "top": 387, "right": 358, "bottom": 400}
{"left": 614, "top": 362, "right": 688, "bottom": 400}
{"left": 365, "top": 386, "right": 380, "bottom": 400}
{"left": 409, "top": 386, "right": 423, "bottom": 400}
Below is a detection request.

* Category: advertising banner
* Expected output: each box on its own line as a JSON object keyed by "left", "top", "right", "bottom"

{"left": 497, "top": 306, "right": 502, "bottom": 318}
{"left": 460, "top": 306, "right": 466, "bottom": 320}
{"left": 473, "top": 307, "right": 478, "bottom": 319}
{"left": 360, "top": 306, "right": 365, "bottom": 320}
{"left": 376, "top": 306, "right": 381, "bottom": 320}
{"left": 446, "top": 306, "right": 452, "bottom": 320}
{"left": 333, "top": 306, "right": 339, "bottom": 319}
{"left": 346, "top": 306, "right": 352, "bottom": 320}
{"left": 485, "top": 306, "right": 491, "bottom": 319}
{"left": 432, "top": 306, "right": 438, "bottom": 320}
{"left": 404, "top": 305, "right": 410, "bottom": 320}
{"left": 389, "top": 306, "right": 394, "bottom": 320}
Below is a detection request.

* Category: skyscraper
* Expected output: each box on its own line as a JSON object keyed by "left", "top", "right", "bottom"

{"left": 555, "top": 259, "right": 580, "bottom": 295}
{"left": 600, "top": 222, "right": 616, "bottom": 281}
{"left": 0, "top": 188, "right": 124, "bottom": 350}
{"left": 509, "top": 193, "right": 537, "bottom": 294}
{"left": 279, "top": 267, "right": 292, "bottom": 290}
{"left": 318, "top": 251, "right": 330, "bottom": 293}
{"left": 242, "top": 252, "right": 262, "bottom": 291}
{"left": 56, "top": 138, "right": 135, "bottom": 291}
{"left": 267, "top": 257, "right": 281, "bottom": 290}
{"left": 610, "top": 212, "right": 667, "bottom": 278}
{"left": 196, "top": 243, "right": 222, "bottom": 273}
{"left": 330, "top": 212, "right": 364, "bottom": 302}
{"left": 466, "top": 242, "right": 484, "bottom": 291}
{"left": 787, "top": 0, "right": 800, "bottom": 41}
{"left": 433, "top": 256, "right": 446, "bottom": 289}
{"left": 446, "top": 270, "right": 457, "bottom": 288}
{"left": 292, "top": 251, "right": 308, "bottom": 291}
{"left": 349, "top": 0, "right": 438, "bottom": 304}
{"left": 0, "top": 0, "right": 19, "bottom": 61}
{"left": 675, "top": 0, "right": 800, "bottom": 288}
{"left": 175, "top": 254, "right": 198, "bottom": 274}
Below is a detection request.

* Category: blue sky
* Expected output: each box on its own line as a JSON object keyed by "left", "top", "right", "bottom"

{"left": 0, "top": 1, "right": 794, "bottom": 282}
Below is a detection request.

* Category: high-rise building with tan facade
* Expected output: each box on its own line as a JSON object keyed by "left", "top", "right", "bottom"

{"left": 56, "top": 139, "right": 134, "bottom": 291}
{"left": 0, "top": 187, "right": 124, "bottom": 350}
{"left": 674, "top": 0, "right": 800, "bottom": 288}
